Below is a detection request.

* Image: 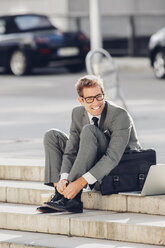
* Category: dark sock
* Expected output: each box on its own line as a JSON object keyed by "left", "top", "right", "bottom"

{"left": 47, "top": 187, "right": 63, "bottom": 203}
{"left": 54, "top": 187, "right": 63, "bottom": 198}
{"left": 75, "top": 190, "right": 82, "bottom": 202}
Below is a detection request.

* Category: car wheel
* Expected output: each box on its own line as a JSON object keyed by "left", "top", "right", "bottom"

{"left": 9, "top": 50, "right": 31, "bottom": 76}
{"left": 153, "top": 51, "right": 165, "bottom": 79}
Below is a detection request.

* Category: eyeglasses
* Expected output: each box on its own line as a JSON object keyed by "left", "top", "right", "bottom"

{"left": 82, "top": 93, "right": 104, "bottom": 104}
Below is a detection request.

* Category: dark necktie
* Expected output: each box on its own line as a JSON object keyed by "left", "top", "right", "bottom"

{"left": 92, "top": 117, "right": 99, "bottom": 127}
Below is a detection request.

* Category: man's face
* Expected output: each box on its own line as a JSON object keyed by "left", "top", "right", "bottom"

{"left": 78, "top": 86, "right": 105, "bottom": 116}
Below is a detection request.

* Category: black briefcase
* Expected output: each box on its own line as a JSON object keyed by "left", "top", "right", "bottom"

{"left": 100, "top": 148, "right": 156, "bottom": 195}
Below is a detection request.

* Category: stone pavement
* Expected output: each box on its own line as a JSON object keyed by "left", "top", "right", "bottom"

{"left": 1, "top": 158, "right": 165, "bottom": 247}
{"left": 0, "top": 159, "right": 165, "bottom": 247}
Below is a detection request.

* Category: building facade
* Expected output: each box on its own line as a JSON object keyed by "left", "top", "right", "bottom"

{"left": 1, "top": 0, "right": 165, "bottom": 55}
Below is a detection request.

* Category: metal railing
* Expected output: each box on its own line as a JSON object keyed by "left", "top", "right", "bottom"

{"left": 85, "top": 48, "right": 127, "bottom": 109}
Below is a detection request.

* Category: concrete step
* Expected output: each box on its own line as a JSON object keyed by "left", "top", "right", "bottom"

{"left": 0, "top": 229, "right": 163, "bottom": 248}
{"left": 0, "top": 159, "right": 44, "bottom": 182}
{"left": 1, "top": 180, "right": 165, "bottom": 216}
{"left": 0, "top": 203, "right": 165, "bottom": 246}
{"left": 0, "top": 180, "right": 53, "bottom": 205}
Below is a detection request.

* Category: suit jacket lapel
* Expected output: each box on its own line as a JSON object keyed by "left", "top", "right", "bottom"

{"left": 99, "top": 101, "right": 107, "bottom": 129}
{"left": 82, "top": 108, "right": 90, "bottom": 126}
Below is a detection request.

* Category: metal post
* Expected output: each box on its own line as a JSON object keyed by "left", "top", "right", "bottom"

{"left": 75, "top": 17, "right": 81, "bottom": 32}
{"left": 89, "top": 0, "right": 102, "bottom": 50}
{"left": 128, "top": 15, "right": 135, "bottom": 56}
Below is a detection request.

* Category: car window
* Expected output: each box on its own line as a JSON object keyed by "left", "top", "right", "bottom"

{"left": 14, "top": 15, "right": 53, "bottom": 31}
{"left": 0, "top": 19, "right": 6, "bottom": 34}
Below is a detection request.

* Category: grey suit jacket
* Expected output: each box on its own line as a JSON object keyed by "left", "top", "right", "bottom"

{"left": 61, "top": 101, "right": 141, "bottom": 182}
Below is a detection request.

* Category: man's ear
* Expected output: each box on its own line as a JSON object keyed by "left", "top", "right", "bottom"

{"left": 78, "top": 96, "right": 84, "bottom": 106}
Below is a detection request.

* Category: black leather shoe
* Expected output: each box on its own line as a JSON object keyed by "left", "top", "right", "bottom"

{"left": 36, "top": 206, "right": 58, "bottom": 213}
{"left": 46, "top": 196, "right": 83, "bottom": 213}
{"left": 44, "top": 190, "right": 62, "bottom": 204}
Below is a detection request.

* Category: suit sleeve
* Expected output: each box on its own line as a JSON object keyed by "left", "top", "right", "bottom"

{"left": 88, "top": 109, "right": 132, "bottom": 182}
{"left": 60, "top": 109, "right": 80, "bottom": 175}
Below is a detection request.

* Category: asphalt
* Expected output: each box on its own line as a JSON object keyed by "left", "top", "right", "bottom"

{"left": 0, "top": 56, "right": 165, "bottom": 164}
{"left": 114, "top": 56, "right": 151, "bottom": 72}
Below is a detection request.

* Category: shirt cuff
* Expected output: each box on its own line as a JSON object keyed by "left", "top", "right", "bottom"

{"left": 60, "top": 173, "right": 69, "bottom": 180}
{"left": 82, "top": 172, "right": 97, "bottom": 185}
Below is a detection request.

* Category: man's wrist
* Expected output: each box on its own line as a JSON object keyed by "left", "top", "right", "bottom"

{"left": 76, "top": 177, "right": 88, "bottom": 188}
{"left": 82, "top": 172, "right": 97, "bottom": 185}
{"left": 60, "top": 179, "right": 69, "bottom": 184}
{"left": 60, "top": 173, "right": 69, "bottom": 180}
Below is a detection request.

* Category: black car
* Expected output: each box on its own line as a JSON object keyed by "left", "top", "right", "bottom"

{"left": 149, "top": 27, "right": 165, "bottom": 79}
{"left": 0, "top": 13, "right": 89, "bottom": 75}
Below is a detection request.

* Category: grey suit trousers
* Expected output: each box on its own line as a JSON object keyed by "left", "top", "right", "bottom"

{"left": 44, "top": 124, "right": 109, "bottom": 186}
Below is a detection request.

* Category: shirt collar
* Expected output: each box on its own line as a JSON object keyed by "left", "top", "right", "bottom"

{"left": 87, "top": 112, "right": 101, "bottom": 124}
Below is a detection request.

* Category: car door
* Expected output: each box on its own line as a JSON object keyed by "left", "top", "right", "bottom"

{"left": 0, "top": 18, "right": 7, "bottom": 66}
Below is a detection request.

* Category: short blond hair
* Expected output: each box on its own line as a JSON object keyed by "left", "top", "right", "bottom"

{"left": 75, "top": 75, "right": 104, "bottom": 97}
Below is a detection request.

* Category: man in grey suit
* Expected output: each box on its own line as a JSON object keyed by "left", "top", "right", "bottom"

{"left": 37, "top": 75, "right": 141, "bottom": 213}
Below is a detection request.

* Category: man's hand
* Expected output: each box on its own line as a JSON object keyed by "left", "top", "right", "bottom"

{"left": 56, "top": 179, "right": 69, "bottom": 194}
{"left": 63, "top": 177, "right": 87, "bottom": 199}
